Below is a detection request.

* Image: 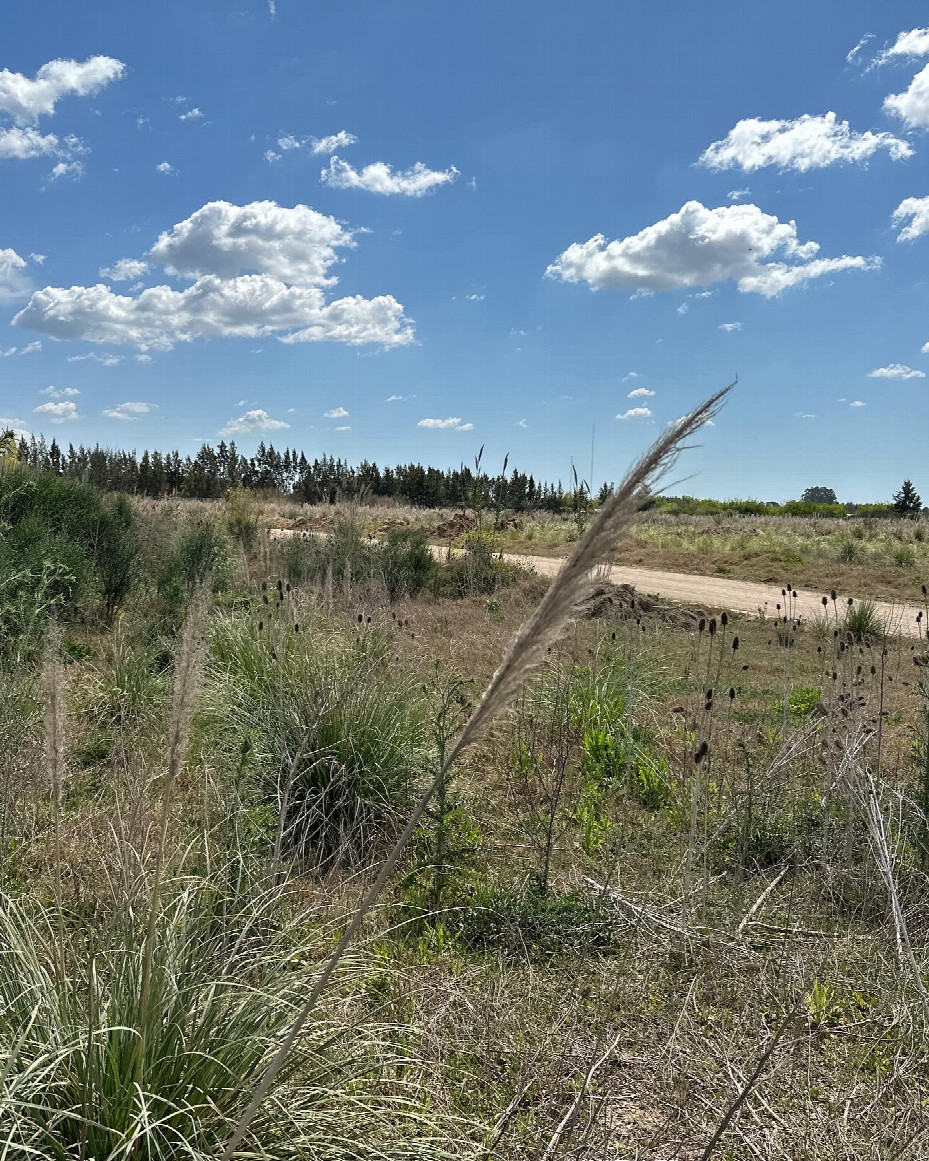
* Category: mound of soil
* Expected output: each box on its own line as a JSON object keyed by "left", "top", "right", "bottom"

{"left": 580, "top": 582, "right": 706, "bottom": 630}
{"left": 289, "top": 514, "right": 331, "bottom": 532}
{"left": 433, "top": 513, "right": 477, "bottom": 539}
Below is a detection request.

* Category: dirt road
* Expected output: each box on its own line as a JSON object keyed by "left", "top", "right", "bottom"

{"left": 483, "top": 549, "right": 925, "bottom": 639}
{"left": 271, "top": 529, "right": 926, "bottom": 639}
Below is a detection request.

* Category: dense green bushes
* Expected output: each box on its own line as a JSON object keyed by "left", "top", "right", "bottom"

{"left": 0, "top": 468, "right": 138, "bottom": 654}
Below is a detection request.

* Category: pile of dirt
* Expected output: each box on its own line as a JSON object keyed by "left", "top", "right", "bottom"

{"left": 289, "top": 514, "right": 330, "bottom": 532}
{"left": 579, "top": 582, "right": 706, "bottom": 630}
{"left": 432, "top": 513, "right": 477, "bottom": 539}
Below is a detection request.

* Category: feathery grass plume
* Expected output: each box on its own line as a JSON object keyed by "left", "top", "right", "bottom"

{"left": 222, "top": 381, "right": 732, "bottom": 1157}
{"left": 137, "top": 587, "right": 209, "bottom": 1072}
{"left": 42, "top": 625, "right": 67, "bottom": 814}
{"left": 42, "top": 623, "right": 68, "bottom": 978}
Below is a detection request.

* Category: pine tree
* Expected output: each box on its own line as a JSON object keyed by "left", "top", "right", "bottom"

{"left": 892, "top": 479, "right": 922, "bottom": 515}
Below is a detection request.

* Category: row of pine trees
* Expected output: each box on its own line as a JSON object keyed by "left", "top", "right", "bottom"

{"left": 13, "top": 433, "right": 578, "bottom": 511}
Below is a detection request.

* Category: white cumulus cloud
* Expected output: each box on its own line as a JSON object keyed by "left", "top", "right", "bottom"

{"left": 14, "top": 276, "right": 413, "bottom": 350}
{"left": 40, "top": 386, "right": 79, "bottom": 397}
{"left": 179, "top": 107, "right": 203, "bottom": 121}
{"left": 321, "top": 157, "right": 458, "bottom": 196}
{"left": 868, "top": 363, "right": 925, "bottom": 379}
{"left": 0, "top": 247, "right": 30, "bottom": 302}
{"left": 14, "top": 199, "right": 413, "bottom": 350}
{"left": 34, "top": 399, "right": 78, "bottom": 422}
{"left": 0, "top": 126, "right": 62, "bottom": 159}
{"left": 418, "top": 417, "right": 472, "bottom": 430}
{"left": 699, "top": 112, "right": 911, "bottom": 172}
{"left": 628, "top": 387, "right": 655, "bottom": 397}
{"left": 149, "top": 200, "right": 355, "bottom": 287}
{"left": 310, "top": 131, "right": 357, "bottom": 154}
{"left": 99, "top": 257, "right": 149, "bottom": 281}
{"left": 892, "top": 195, "right": 929, "bottom": 241}
{"left": 884, "top": 64, "right": 929, "bottom": 128}
{"left": 219, "top": 408, "right": 290, "bottom": 436}
{"left": 102, "top": 401, "right": 153, "bottom": 419}
{"left": 156, "top": 161, "right": 175, "bottom": 174}
{"left": 616, "top": 407, "right": 652, "bottom": 419}
{"left": 0, "top": 56, "right": 125, "bottom": 124}
{"left": 849, "top": 400, "right": 866, "bottom": 407}
{"left": 874, "top": 27, "right": 929, "bottom": 66}
{"left": 324, "top": 406, "right": 349, "bottom": 418}
{"left": 719, "top": 321, "right": 743, "bottom": 332}
{"left": 546, "top": 201, "right": 878, "bottom": 298}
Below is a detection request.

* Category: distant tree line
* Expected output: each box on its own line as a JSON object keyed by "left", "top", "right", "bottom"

{"left": 11, "top": 432, "right": 574, "bottom": 511}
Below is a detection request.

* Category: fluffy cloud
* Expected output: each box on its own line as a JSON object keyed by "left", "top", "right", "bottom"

{"left": 99, "top": 258, "right": 149, "bottom": 281}
{"left": 417, "top": 417, "right": 472, "bottom": 430}
{"left": 321, "top": 157, "right": 458, "bottom": 196}
{"left": 0, "top": 126, "right": 62, "bottom": 159}
{"left": 874, "top": 27, "right": 929, "bottom": 66}
{"left": 386, "top": 394, "right": 405, "bottom": 402}
{"left": 0, "top": 247, "right": 30, "bottom": 302}
{"left": 34, "top": 399, "right": 78, "bottom": 422}
{"left": 0, "top": 56, "right": 125, "bottom": 124}
{"left": 627, "top": 387, "right": 655, "bottom": 397}
{"left": 884, "top": 64, "right": 929, "bottom": 128}
{"left": 324, "top": 406, "right": 349, "bottom": 418}
{"left": 14, "top": 276, "right": 413, "bottom": 350}
{"left": 14, "top": 200, "right": 414, "bottom": 350}
{"left": 616, "top": 407, "right": 652, "bottom": 419}
{"left": 719, "top": 321, "right": 743, "bottom": 332}
{"left": 311, "top": 131, "right": 357, "bottom": 154}
{"left": 179, "top": 107, "right": 203, "bottom": 121}
{"left": 546, "top": 201, "right": 879, "bottom": 298}
{"left": 892, "top": 196, "right": 929, "bottom": 242}
{"left": 219, "top": 408, "right": 290, "bottom": 436}
{"left": 699, "top": 112, "right": 911, "bottom": 172}
{"left": 40, "top": 386, "right": 80, "bottom": 397}
{"left": 850, "top": 400, "right": 866, "bottom": 407}
{"left": 149, "top": 200, "right": 354, "bottom": 287}
{"left": 102, "top": 401, "right": 152, "bottom": 419}
{"left": 156, "top": 161, "right": 175, "bottom": 174}
{"left": 868, "top": 363, "right": 925, "bottom": 379}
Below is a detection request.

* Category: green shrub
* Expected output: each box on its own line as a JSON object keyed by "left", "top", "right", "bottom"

{"left": 450, "top": 879, "right": 625, "bottom": 958}
{"left": 0, "top": 468, "right": 137, "bottom": 652}
{"left": 440, "top": 536, "right": 525, "bottom": 597}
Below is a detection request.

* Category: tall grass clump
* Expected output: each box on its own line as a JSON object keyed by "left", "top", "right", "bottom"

{"left": 0, "top": 871, "right": 453, "bottom": 1159}
{"left": 157, "top": 518, "right": 232, "bottom": 614}
{"left": 283, "top": 519, "right": 436, "bottom": 601}
{"left": 204, "top": 608, "right": 432, "bottom": 867}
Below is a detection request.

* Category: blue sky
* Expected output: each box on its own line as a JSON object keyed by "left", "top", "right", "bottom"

{"left": 1, "top": 1, "right": 928, "bottom": 500}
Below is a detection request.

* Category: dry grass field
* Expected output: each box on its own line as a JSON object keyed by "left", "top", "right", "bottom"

{"left": 4, "top": 436, "right": 929, "bottom": 1158}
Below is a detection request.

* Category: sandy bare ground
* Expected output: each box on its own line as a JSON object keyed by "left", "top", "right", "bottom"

{"left": 271, "top": 529, "right": 926, "bottom": 639}
{"left": 495, "top": 551, "right": 924, "bottom": 638}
